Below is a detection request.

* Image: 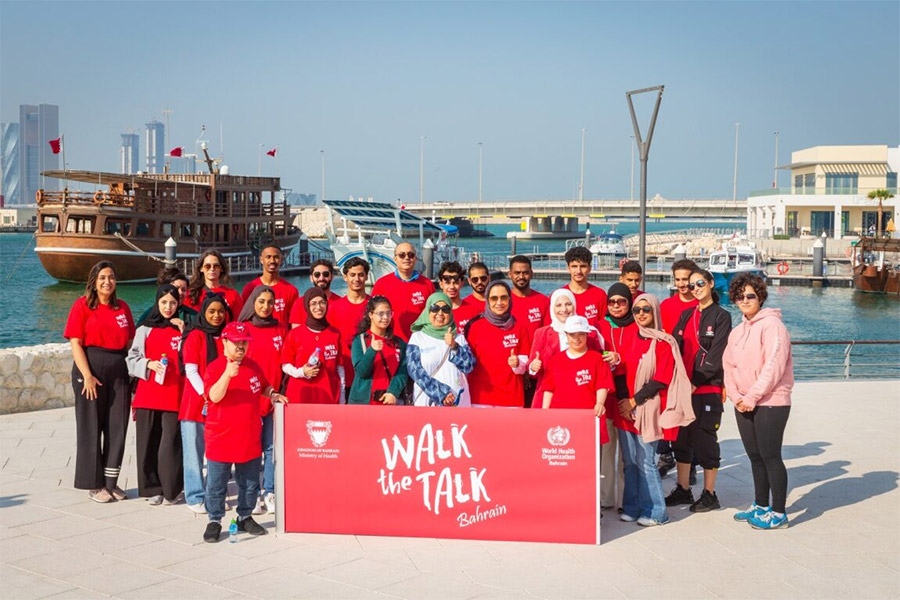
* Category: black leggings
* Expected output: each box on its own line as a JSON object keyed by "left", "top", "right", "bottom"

{"left": 734, "top": 405, "right": 791, "bottom": 513}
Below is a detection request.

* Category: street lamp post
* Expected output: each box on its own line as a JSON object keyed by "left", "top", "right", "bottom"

{"left": 478, "top": 141, "right": 483, "bottom": 204}
{"left": 732, "top": 122, "right": 741, "bottom": 203}
{"left": 773, "top": 131, "right": 780, "bottom": 189}
{"left": 419, "top": 136, "right": 426, "bottom": 204}
{"left": 258, "top": 144, "right": 263, "bottom": 177}
{"left": 630, "top": 135, "right": 635, "bottom": 202}
{"left": 320, "top": 150, "right": 326, "bottom": 204}
{"left": 579, "top": 128, "right": 586, "bottom": 203}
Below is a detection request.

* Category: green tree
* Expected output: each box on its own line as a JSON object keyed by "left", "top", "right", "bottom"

{"left": 867, "top": 189, "right": 895, "bottom": 237}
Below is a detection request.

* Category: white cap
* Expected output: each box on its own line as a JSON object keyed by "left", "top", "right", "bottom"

{"left": 563, "top": 315, "right": 592, "bottom": 334}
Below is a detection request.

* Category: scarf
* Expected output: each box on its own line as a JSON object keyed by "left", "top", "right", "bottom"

{"left": 181, "top": 292, "right": 229, "bottom": 367}
{"left": 482, "top": 280, "right": 515, "bottom": 331}
{"left": 303, "top": 287, "right": 329, "bottom": 332}
{"left": 605, "top": 282, "right": 635, "bottom": 327}
{"left": 632, "top": 293, "right": 695, "bottom": 443}
{"left": 411, "top": 291, "right": 455, "bottom": 340}
{"left": 237, "top": 285, "right": 278, "bottom": 328}
{"left": 138, "top": 284, "right": 181, "bottom": 331}
{"left": 549, "top": 288, "right": 576, "bottom": 334}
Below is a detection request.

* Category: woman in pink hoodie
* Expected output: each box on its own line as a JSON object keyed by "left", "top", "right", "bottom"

{"left": 723, "top": 274, "right": 794, "bottom": 530}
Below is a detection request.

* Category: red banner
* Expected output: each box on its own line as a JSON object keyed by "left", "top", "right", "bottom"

{"left": 278, "top": 405, "right": 600, "bottom": 544}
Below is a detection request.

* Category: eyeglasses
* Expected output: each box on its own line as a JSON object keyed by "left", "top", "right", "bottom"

{"left": 429, "top": 304, "right": 452, "bottom": 314}
{"left": 312, "top": 271, "right": 332, "bottom": 279}
{"left": 607, "top": 298, "right": 628, "bottom": 306}
{"left": 735, "top": 293, "right": 758, "bottom": 302}
{"left": 688, "top": 280, "right": 709, "bottom": 290}
{"left": 203, "top": 263, "right": 222, "bottom": 271}
{"left": 396, "top": 252, "right": 416, "bottom": 260}
{"left": 631, "top": 306, "right": 653, "bottom": 315}
{"left": 469, "top": 275, "right": 489, "bottom": 283}
{"left": 308, "top": 300, "right": 327, "bottom": 308}
{"left": 441, "top": 275, "right": 462, "bottom": 284}
{"left": 373, "top": 310, "right": 393, "bottom": 318}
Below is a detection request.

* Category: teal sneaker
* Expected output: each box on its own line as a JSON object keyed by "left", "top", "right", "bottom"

{"left": 749, "top": 510, "right": 789, "bottom": 530}
{"left": 733, "top": 503, "right": 768, "bottom": 522}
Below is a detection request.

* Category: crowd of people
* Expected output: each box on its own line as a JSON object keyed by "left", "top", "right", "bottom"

{"left": 64, "top": 242, "right": 795, "bottom": 542}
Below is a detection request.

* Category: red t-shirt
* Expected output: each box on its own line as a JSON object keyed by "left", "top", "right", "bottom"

{"left": 282, "top": 325, "right": 343, "bottom": 404}
{"left": 372, "top": 273, "right": 435, "bottom": 341}
{"left": 563, "top": 284, "right": 608, "bottom": 330}
{"left": 133, "top": 327, "right": 183, "bottom": 412}
{"left": 64, "top": 297, "right": 135, "bottom": 350}
{"left": 543, "top": 350, "right": 614, "bottom": 443}
{"left": 328, "top": 295, "right": 369, "bottom": 389}
{"left": 660, "top": 295, "right": 698, "bottom": 335}
{"left": 203, "top": 357, "right": 269, "bottom": 463}
{"left": 510, "top": 290, "right": 550, "bottom": 339}
{"left": 466, "top": 318, "right": 532, "bottom": 407}
{"left": 528, "top": 325, "right": 603, "bottom": 408}
{"left": 454, "top": 300, "right": 483, "bottom": 334}
{"left": 288, "top": 290, "right": 342, "bottom": 327}
{"left": 245, "top": 323, "right": 287, "bottom": 416}
{"left": 617, "top": 334, "right": 677, "bottom": 439}
{"left": 366, "top": 333, "right": 403, "bottom": 405}
{"left": 185, "top": 286, "right": 243, "bottom": 318}
{"left": 241, "top": 278, "right": 300, "bottom": 327}
{"left": 178, "top": 329, "right": 223, "bottom": 422}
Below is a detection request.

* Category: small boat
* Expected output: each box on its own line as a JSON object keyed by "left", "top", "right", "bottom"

{"left": 323, "top": 198, "right": 465, "bottom": 285}
{"left": 706, "top": 244, "right": 766, "bottom": 292}
{"left": 851, "top": 236, "right": 900, "bottom": 294}
{"left": 588, "top": 231, "right": 628, "bottom": 258}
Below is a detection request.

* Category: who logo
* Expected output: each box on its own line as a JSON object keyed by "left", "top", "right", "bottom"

{"left": 547, "top": 426, "right": 570, "bottom": 447}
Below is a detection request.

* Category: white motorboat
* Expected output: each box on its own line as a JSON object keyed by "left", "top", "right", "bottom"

{"left": 588, "top": 231, "right": 628, "bottom": 258}
{"left": 707, "top": 244, "right": 767, "bottom": 293}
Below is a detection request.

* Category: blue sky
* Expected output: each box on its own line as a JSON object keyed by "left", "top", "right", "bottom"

{"left": 2, "top": 1, "right": 897, "bottom": 203}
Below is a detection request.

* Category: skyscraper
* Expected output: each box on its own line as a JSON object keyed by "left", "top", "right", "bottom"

{"left": 1, "top": 123, "right": 20, "bottom": 206}
{"left": 145, "top": 120, "right": 164, "bottom": 173}
{"left": 19, "top": 104, "right": 59, "bottom": 205}
{"left": 120, "top": 132, "right": 140, "bottom": 174}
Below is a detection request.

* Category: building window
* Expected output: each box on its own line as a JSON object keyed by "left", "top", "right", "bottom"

{"left": 887, "top": 172, "right": 897, "bottom": 192}
{"left": 825, "top": 173, "right": 858, "bottom": 194}
{"left": 810, "top": 211, "right": 834, "bottom": 237}
{"left": 804, "top": 173, "right": 815, "bottom": 192}
{"left": 862, "top": 211, "right": 894, "bottom": 235}
{"left": 786, "top": 211, "right": 798, "bottom": 236}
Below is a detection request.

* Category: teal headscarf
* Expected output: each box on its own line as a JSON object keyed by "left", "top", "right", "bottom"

{"left": 410, "top": 292, "right": 456, "bottom": 340}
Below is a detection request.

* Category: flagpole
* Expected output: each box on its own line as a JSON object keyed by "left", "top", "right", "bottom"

{"left": 275, "top": 146, "right": 279, "bottom": 178}
{"left": 62, "top": 134, "right": 68, "bottom": 192}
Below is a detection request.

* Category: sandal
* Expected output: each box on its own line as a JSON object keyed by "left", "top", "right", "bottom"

{"left": 89, "top": 488, "right": 113, "bottom": 503}
{"left": 110, "top": 486, "right": 128, "bottom": 501}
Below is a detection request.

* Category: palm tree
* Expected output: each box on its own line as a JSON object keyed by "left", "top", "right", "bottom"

{"left": 867, "top": 189, "right": 895, "bottom": 238}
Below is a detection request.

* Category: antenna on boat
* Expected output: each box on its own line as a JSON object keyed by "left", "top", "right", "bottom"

{"left": 197, "top": 125, "right": 219, "bottom": 174}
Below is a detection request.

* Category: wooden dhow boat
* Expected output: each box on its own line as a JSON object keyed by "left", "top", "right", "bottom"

{"left": 35, "top": 159, "right": 302, "bottom": 282}
{"left": 852, "top": 236, "right": 900, "bottom": 294}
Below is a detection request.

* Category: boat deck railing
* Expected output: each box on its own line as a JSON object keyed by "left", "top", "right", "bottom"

{"left": 37, "top": 190, "right": 290, "bottom": 219}
{"left": 175, "top": 249, "right": 314, "bottom": 278}
{"left": 791, "top": 341, "right": 900, "bottom": 380}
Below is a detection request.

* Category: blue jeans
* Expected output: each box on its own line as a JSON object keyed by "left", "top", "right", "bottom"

{"left": 260, "top": 412, "right": 274, "bottom": 494}
{"left": 205, "top": 459, "right": 260, "bottom": 522}
{"left": 180, "top": 420, "right": 205, "bottom": 506}
{"left": 618, "top": 429, "right": 669, "bottom": 523}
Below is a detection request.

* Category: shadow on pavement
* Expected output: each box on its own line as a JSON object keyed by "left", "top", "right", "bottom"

{"left": 788, "top": 470, "right": 899, "bottom": 526}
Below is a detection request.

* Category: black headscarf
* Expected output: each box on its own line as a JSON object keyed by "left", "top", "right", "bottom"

{"left": 138, "top": 284, "right": 181, "bottom": 331}
{"left": 482, "top": 280, "right": 515, "bottom": 331}
{"left": 303, "top": 287, "right": 329, "bottom": 332}
{"left": 237, "top": 285, "right": 278, "bottom": 328}
{"left": 605, "top": 282, "right": 635, "bottom": 328}
{"left": 181, "top": 292, "right": 231, "bottom": 367}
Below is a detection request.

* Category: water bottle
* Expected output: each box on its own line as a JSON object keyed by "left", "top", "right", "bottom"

{"left": 229, "top": 518, "right": 238, "bottom": 543}
{"left": 307, "top": 348, "right": 321, "bottom": 367}
{"left": 154, "top": 354, "right": 168, "bottom": 384}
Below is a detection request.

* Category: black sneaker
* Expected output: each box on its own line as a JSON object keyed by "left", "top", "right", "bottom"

{"left": 689, "top": 465, "right": 697, "bottom": 486}
{"left": 690, "top": 489, "right": 721, "bottom": 513}
{"left": 203, "top": 521, "right": 222, "bottom": 543}
{"left": 657, "top": 453, "right": 676, "bottom": 478}
{"left": 665, "top": 485, "right": 694, "bottom": 506}
{"left": 237, "top": 516, "right": 267, "bottom": 536}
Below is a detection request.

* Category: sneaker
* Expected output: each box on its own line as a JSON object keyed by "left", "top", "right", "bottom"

{"left": 88, "top": 488, "right": 113, "bottom": 504}
{"left": 619, "top": 513, "right": 637, "bottom": 522}
{"left": 147, "top": 494, "right": 164, "bottom": 506}
{"left": 163, "top": 492, "right": 183, "bottom": 506}
{"left": 237, "top": 516, "right": 267, "bottom": 536}
{"left": 637, "top": 517, "right": 665, "bottom": 527}
{"left": 252, "top": 495, "right": 267, "bottom": 515}
{"left": 665, "top": 485, "right": 694, "bottom": 507}
{"left": 110, "top": 486, "right": 128, "bottom": 501}
{"left": 690, "top": 489, "right": 721, "bottom": 513}
{"left": 187, "top": 502, "right": 207, "bottom": 515}
{"left": 264, "top": 492, "right": 275, "bottom": 513}
{"left": 734, "top": 503, "right": 769, "bottom": 522}
{"left": 749, "top": 511, "right": 789, "bottom": 530}
{"left": 203, "top": 521, "right": 222, "bottom": 543}
{"left": 657, "top": 453, "right": 676, "bottom": 478}
{"left": 689, "top": 465, "right": 697, "bottom": 486}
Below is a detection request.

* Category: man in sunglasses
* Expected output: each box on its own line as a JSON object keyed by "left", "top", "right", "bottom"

{"left": 372, "top": 242, "right": 435, "bottom": 340}
{"left": 329, "top": 257, "right": 371, "bottom": 396}
{"left": 289, "top": 259, "right": 343, "bottom": 328}
{"left": 437, "top": 261, "right": 466, "bottom": 310}
{"left": 240, "top": 244, "right": 299, "bottom": 327}
{"left": 456, "top": 261, "right": 490, "bottom": 332}
{"left": 562, "top": 246, "right": 607, "bottom": 329}
{"left": 660, "top": 259, "right": 699, "bottom": 334}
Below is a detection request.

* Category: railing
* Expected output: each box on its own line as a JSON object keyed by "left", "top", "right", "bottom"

{"left": 37, "top": 190, "right": 133, "bottom": 207}
{"left": 791, "top": 341, "right": 900, "bottom": 380}
{"left": 176, "top": 249, "right": 313, "bottom": 278}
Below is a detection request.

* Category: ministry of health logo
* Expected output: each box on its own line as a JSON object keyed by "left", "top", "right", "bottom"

{"left": 306, "top": 420, "right": 333, "bottom": 447}
{"left": 547, "top": 426, "right": 570, "bottom": 446}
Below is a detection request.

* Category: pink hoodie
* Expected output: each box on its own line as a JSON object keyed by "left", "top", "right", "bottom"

{"left": 723, "top": 308, "right": 793, "bottom": 409}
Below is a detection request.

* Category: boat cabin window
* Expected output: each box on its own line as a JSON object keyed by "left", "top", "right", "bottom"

{"left": 42, "top": 215, "right": 59, "bottom": 233}
{"left": 161, "top": 222, "right": 174, "bottom": 238}
{"left": 710, "top": 254, "right": 726, "bottom": 266}
{"left": 65, "top": 216, "right": 94, "bottom": 234}
{"left": 105, "top": 219, "right": 131, "bottom": 236}
{"left": 248, "top": 192, "right": 259, "bottom": 204}
{"left": 135, "top": 221, "right": 153, "bottom": 236}
{"left": 181, "top": 223, "right": 195, "bottom": 238}
{"left": 738, "top": 253, "right": 755, "bottom": 265}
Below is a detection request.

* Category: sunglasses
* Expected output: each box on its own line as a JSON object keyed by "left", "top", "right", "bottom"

{"left": 607, "top": 298, "right": 629, "bottom": 306}
{"left": 312, "top": 271, "right": 332, "bottom": 279}
{"left": 735, "top": 293, "right": 758, "bottom": 302}
{"left": 373, "top": 310, "right": 393, "bottom": 318}
{"left": 203, "top": 263, "right": 222, "bottom": 271}
{"left": 469, "top": 275, "right": 489, "bottom": 283}
{"left": 396, "top": 252, "right": 416, "bottom": 260}
{"left": 632, "top": 306, "right": 653, "bottom": 315}
{"left": 688, "top": 280, "right": 709, "bottom": 290}
{"left": 429, "top": 304, "right": 452, "bottom": 314}
{"left": 441, "top": 275, "right": 462, "bottom": 284}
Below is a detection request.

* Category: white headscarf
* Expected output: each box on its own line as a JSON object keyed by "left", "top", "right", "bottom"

{"left": 549, "top": 288, "right": 577, "bottom": 348}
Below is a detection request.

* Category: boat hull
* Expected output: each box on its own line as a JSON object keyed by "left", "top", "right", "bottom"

{"left": 712, "top": 269, "right": 766, "bottom": 294}
{"left": 853, "top": 265, "right": 900, "bottom": 294}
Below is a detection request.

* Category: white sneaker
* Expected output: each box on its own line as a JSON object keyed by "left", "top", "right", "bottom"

{"left": 252, "top": 495, "right": 267, "bottom": 515}
{"left": 187, "top": 502, "right": 207, "bottom": 514}
{"left": 264, "top": 492, "right": 275, "bottom": 513}
{"left": 619, "top": 513, "right": 637, "bottom": 522}
{"left": 147, "top": 494, "right": 164, "bottom": 506}
{"left": 637, "top": 517, "right": 665, "bottom": 527}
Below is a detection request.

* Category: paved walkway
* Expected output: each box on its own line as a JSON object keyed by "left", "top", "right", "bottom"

{"left": 2, "top": 381, "right": 898, "bottom": 599}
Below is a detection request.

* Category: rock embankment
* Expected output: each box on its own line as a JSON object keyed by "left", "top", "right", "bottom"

{"left": 0, "top": 343, "right": 73, "bottom": 414}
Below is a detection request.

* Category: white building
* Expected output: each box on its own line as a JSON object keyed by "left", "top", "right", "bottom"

{"left": 747, "top": 145, "right": 898, "bottom": 239}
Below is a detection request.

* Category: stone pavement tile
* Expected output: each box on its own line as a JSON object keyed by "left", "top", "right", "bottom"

{"left": 65, "top": 560, "right": 173, "bottom": 596}
{"left": 220, "top": 566, "right": 341, "bottom": 599}
{"left": 467, "top": 592, "right": 534, "bottom": 600}
{"left": 779, "top": 566, "right": 898, "bottom": 599}
{"left": 462, "top": 564, "right": 566, "bottom": 597}
{"left": 0, "top": 564, "right": 80, "bottom": 600}
{"left": 146, "top": 514, "right": 216, "bottom": 546}
{"left": 638, "top": 536, "right": 737, "bottom": 562}
{"left": 267, "top": 542, "right": 362, "bottom": 573}
{"left": 377, "top": 571, "right": 500, "bottom": 600}
{"left": 405, "top": 541, "right": 499, "bottom": 574}
{"left": 22, "top": 487, "right": 92, "bottom": 510}
{"left": 0, "top": 504, "right": 61, "bottom": 528}
{"left": 701, "top": 575, "right": 812, "bottom": 600}
{"left": 865, "top": 552, "right": 900, "bottom": 572}
{"left": 9, "top": 548, "right": 119, "bottom": 580}
{"left": 117, "top": 576, "right": 254, "bottom": 600}
{"left": 292, "top": 531, "right": 367, "bottom": 553}
{"left": 27, "top": 467, "right": 76, "bottom": 487}
{"left": 219, "top": 530, "right": 302, "bottom": 561}
{"left": 63, "top": 522, "right": 161, "bottom": 551}
{"left": 43, "top": 588, "right": 110, "bottom": 599}
{"left": 292, "top": 576, "right": 395, "bottom": 599}
{"left": 312, "top": 556, "right": 420, "bottom": 591}
{"left": 613, "top": 583, "right": 718, "bottom": 600}
{"left": 57, "top": 495, "right": 149, "bottom": 519}
{"left": 11, "top": 515, "right": 114, "bottom": 541}
{"left": 0, "top": 533, "right": 72, "bottom": 562}
{"left": 478, "top": 540, "right": 581, "bottom": 570}
{"left": 161, "top": 551, "right": 269, "bottom": 585}
{"left": 101, "top": 503, "right": 196, "bottom": 533}
{"left": 104, "top": 537, "right": 215, "bottom": 569}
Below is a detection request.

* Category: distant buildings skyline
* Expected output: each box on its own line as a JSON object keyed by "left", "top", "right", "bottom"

{"left": 145, "top": 120, "right": 164, "bottom": 174}
{"left": 120, "top": 132, "right": 139, "bottom": 174}
{"left": 1, "top": 122, "right": 20, "bottom": 205}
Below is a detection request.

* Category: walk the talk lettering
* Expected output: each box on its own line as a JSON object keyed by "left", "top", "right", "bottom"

{"left": 377, "top": 424, "right": 491, "bottom": 515}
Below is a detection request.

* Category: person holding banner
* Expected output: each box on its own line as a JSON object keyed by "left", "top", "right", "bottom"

{"left": 349, "top": 296, "right": 409, "bottom": 405}
{"left": 407, "top": 292, "right": 475, "bottom": 406}
{"left": 616, "top": 294, "right": 694, "bottom": 527}
{"left": 465, "top": 281, "right": 531, "bottom": 408}
{"left": 282, "top": 288, "right": 345, "bottom": 404}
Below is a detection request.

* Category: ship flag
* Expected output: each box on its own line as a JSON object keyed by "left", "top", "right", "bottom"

{"left": 266, "top": 147, "right": 277, "bottom": 157}
{"left": 169, "top": 146, "right": 183, "bottom": 157}
{"left": 48, "top": 137, "right": 61, "bottom": 154}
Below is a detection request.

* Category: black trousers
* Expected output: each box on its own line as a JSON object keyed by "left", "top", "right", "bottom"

{"left": 523, "top": 376, "right": 537, "bottom": 409}
{"left": 72, "top": 347, "right": 131, "bottom": 490}
{"left": 734, "top": 405, "right": 791, "bottom": 513}
{"left": 673, "top": 393, "right": 723, "bottom": 470}
{"left": 135, "top": 408, "right": 184, "bottom": 501}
